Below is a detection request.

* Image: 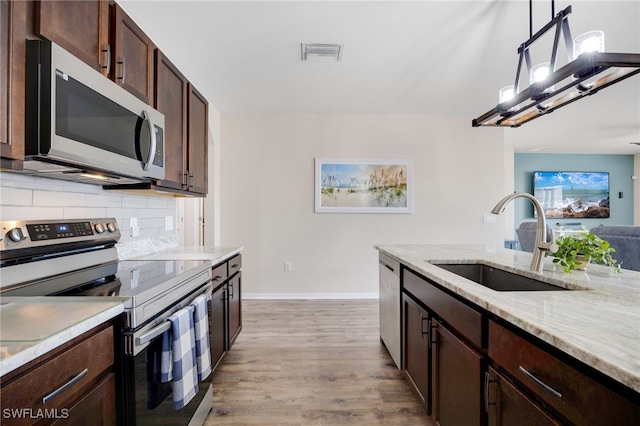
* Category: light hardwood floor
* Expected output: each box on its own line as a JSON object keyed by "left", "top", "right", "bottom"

{"left": 204, "top": 299, "right": 431, "bottom": 425}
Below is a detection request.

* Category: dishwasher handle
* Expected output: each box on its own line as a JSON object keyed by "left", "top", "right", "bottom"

{"left": 379, "top": 259, "right": 396, "bottom": 274}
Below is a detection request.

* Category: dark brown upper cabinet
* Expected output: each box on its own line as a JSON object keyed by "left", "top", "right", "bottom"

{"left": 1, "top": 0, "right": 37, "bottom": 169}
{"left": 110, "top": 3, "right": 155, "bottom": 104}
{"left": 154, "top": 49, "right": 188, "bottom": 191}
{"left": 187, "top": 84, "right": 208, "bottom": 194}
{"left": 35, "top": 0, "right": 110, "bottom": 76}
{"left": 153, "top": 50, "right": 208, "bottom": 196}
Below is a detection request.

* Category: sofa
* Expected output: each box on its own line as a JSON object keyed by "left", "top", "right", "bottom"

{"left": 590, "top": 225, "right": 640, "bottom": 272}
{"left": 516, "top": 222, "right": 551, "bottom": 253}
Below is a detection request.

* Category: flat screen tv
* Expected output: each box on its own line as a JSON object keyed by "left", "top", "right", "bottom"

{"left": 532, "top": 171, "right": 610, "bottom": 219}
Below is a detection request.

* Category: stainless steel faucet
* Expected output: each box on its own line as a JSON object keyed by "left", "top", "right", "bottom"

{"left": 491, "top": 192, "right": 558, "bottom": 273}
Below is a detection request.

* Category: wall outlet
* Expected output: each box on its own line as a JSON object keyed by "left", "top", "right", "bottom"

{"left": 483, "top": 214, "right": 497, "bottom": 224}
{"left": 284, "top": 261, "right": 292, "bottom": 272}
{"left": 129, "top": 217, "right": 139, "bottom": 237}
{"left": 165, "top": 216, "right": 174, "bottom": 231}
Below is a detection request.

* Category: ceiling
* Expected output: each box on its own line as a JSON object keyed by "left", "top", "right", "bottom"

{"left": 119, "top": 0, "right": 640, "bottom": 154}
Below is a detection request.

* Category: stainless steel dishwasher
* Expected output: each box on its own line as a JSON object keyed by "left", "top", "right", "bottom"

{"left": 379, "top": 252, "right": 401, "bottom": 369}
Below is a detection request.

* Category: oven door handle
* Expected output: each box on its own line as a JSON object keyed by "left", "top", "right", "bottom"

{"left": 134, "top": 283, "right": 213, "bottom": 347}
{"left": 135, "top": 321, "right": 171, "bottom": 346}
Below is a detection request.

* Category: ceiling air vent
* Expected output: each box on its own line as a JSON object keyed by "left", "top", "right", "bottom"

{"left": 301, "top": 44, "right": 343, "bottom": 62}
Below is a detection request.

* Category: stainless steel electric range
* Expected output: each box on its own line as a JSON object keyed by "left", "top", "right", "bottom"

{"left": 0, "top": 218, "right": 214, "bottom": 425}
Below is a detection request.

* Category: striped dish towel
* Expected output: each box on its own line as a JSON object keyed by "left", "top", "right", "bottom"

{"left": 160, "top": 306, "right": 199, "bottom": 409}
{"left": 190, "top": 294, "right": 212, "bottom": 381}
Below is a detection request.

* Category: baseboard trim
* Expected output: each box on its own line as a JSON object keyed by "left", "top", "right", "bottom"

{"left": 243, "top": 292, "right": 379, "bottom": 300}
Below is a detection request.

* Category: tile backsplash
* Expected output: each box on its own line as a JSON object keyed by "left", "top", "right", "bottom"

{"left": 0, "top": 173, "right": 179, "bottom": 258}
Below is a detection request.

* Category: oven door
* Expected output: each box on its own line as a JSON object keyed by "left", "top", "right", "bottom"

{"left": 120, "top": 283, "right": 214, "bottom": 425}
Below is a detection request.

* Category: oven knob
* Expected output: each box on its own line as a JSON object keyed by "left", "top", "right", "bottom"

{"left": 94, "top": 223, "right": 106, "bottom": 234}
{"left": 8, "top": 227, "right": 25, "bottom": 242}
{"left": 107, "top": 222, "right": 118, "bottom": 233}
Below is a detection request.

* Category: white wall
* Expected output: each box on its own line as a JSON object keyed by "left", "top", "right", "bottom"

{"left": 220, "top": 114, "right": 506, "bottom": 297}
{"left": 0, "top": 173, "right": 179, "bottom": 258}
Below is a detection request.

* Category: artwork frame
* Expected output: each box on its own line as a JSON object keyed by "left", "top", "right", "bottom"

{"left": 314, "top": 158, "right": 413, "bottom": 214}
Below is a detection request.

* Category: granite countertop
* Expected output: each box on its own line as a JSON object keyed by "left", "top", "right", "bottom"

{"left": 375, "top": 244, "right": 640, "bottom": 393}
{"left": 133, "top": 246, "right": 243, "bottom": 263}
{"left": 0, "top": 297, "right": 125, "bottom": 376}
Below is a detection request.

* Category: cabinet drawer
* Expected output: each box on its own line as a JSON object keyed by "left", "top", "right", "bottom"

{"left": 489, "top": 320, "right": 640, "bottom": 425}
{"left": 403, "top": 268, "right": 482, "bottom": 348}
{"left": 228, "top": 254, "right": 242, "bottom": 276}
{"left": 1, "top": 326, "right": 114, "bottom": 414}
{"left": 211, "top": 262, "right": 228, "bottom": 286}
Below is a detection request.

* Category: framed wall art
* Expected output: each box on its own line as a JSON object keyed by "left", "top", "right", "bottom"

{"left": 314, "top": 158, "right": 413, "bottom": 213}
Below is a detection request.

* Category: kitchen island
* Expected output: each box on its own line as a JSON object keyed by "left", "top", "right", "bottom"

{"left": 376, "top": 244, "right": 640, "bottom": 424}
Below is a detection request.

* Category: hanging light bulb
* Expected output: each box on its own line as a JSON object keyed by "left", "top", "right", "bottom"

{"left": 499, "top": 85, "right": 515, "bottom": 102}
{"left": 574, "top": 30, "right": 605, "bottom": 57}
{"left": 573, "top": 30, "right": 606, "bottom": 83}
{"left": 498, "top": 85, "right": 519, "bottom": 113}
{"left": 530, "top": 62, "right": 551, "bottom": 84}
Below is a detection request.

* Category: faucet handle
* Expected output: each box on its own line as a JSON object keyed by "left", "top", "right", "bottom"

{"left": 539, "top": 241, "right": 559, "bottom": 253}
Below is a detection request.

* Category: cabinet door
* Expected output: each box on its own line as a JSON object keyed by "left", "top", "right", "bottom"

{"left": 227, "top": 273, "right": 242, "bottom": 349}
{"left": 35, "top": 0, "right": 110, "bottom": 75}
{"left": 209, "top": 284, "right": 227, "bottom": 371}
{"left": 403, "top": 294, "right": 430, "bottom": 412}
{"left": 432, "top": 320, "right": 482, "bottom": 426}
{"left": 187, "top": 84, "right": 208, "bottom": 194}
{"left": 154, "top": 50, "right": 188, "bottom": 190}
{"left": 486, "top": 367, "right": 560, "bottom": 426}
{"left": 111, "top": 4, "right": 155, "bottom": 104}
{"left": 1, "top": 0, "right": 31, "bottom": 165}
{"left": 52, "top": 373, "right": 117, "bottom": 426}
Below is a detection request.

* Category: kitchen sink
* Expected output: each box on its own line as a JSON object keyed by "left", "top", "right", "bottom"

{"left": 432, "top": 263, "right": 571, "bottom": 291}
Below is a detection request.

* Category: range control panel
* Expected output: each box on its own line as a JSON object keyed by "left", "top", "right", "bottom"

{"left": 27, "top": 221, "right": 95, "bottom": 240}
{"left": 0, "top": 218, "right": 121, "bottom": 254}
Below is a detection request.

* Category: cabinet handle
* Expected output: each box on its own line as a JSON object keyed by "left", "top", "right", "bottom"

{"left": 231, "top": 263, "right": 240, "bottom": 269}
{"left": 420, "top": 315, "right": 429, "bottom": 339}
{"left": 379, "top": 260, "right": 395, "bottom": 273}
{"left": 117, "top": 57, "right": 126, "bottom": 84}
{"left": 213, "top": 275, "right": 224, "bottom": 282}
{"left": 518, "top": 365, "right": 563, "bottom": 399}
{"left": 484, "top": 371, "right": 497, "bottom": 413}
{"left": 42, "top": 368, "right": 88, "bottom": 404}
{"left": 100, "top": 44, "right": 111, "bottom": 73}
{"left": 429, "top": 320, "right": 438, "bottom": 349}
{"left": 229, "top": 282, "right": 234, "bottom": 298}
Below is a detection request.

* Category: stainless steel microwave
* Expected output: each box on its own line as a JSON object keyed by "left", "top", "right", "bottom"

{"left": 22, "top": 40, "right": 164, "bottom": 185}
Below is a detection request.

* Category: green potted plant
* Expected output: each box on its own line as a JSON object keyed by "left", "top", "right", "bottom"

{"left": 549, "top": 233, "right": 620, "bottom": 273}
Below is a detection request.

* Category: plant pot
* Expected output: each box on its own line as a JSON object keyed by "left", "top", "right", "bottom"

{"left": 575, "top": 255, "right": 590, "bottom": 271}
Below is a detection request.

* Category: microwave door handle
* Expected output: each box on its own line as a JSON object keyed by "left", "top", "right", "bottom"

{"left": 141, "top": 110, "right": 157, "bottom": 171}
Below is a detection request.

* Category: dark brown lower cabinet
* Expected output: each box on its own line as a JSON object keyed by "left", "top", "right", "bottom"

{"left": 403, "top": 294, "right": 430, "bottom": 412}
{"left": 0, "top": 324, "right": 116, "bottom": 426}
{"left": 227, "top": 272, "right": 242, "bottom": 348}
{"left": 53, "top": 373, "right": 117, "bottom": 425}
{"left": 209, "top": 283, "right": 227, "bottom": 372}
{"left": 486, "top": 367, "right": 561, "bottom": 426}
{"left": 432, "top": 320, "right": 482, "bottom": 426}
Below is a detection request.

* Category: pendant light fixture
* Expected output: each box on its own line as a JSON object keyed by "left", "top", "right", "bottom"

{"left": 472, "top": 1, "right": 640, "bottom": 128}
